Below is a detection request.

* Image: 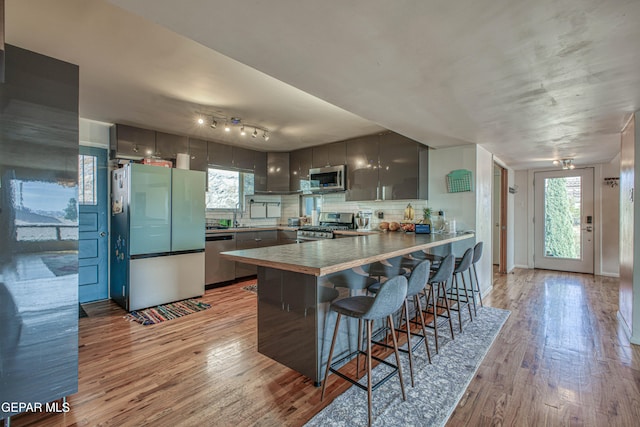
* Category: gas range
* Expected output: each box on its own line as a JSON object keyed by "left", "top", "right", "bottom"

{"left": 296, "top": 212, "right": 355, "bottom": 240}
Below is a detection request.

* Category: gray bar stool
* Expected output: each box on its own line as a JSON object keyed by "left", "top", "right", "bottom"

{"left": 447, "top": 247, "right": 475, "bottom": 332}
{"left": 321, "top": 275, "right": 408, "bottom": 427}
{"left": 423, "top": 254, "right": 456, "bottom": 353}
{"left": 368, "top": 259, "right": 432, "bottom": 387}
{"left": 469, "top": 241, "right": 484, "bottom": 309}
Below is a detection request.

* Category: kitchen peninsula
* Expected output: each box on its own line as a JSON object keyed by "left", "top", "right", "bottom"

{"left": 221, "top": 231, "right": 474, "bottom": 384}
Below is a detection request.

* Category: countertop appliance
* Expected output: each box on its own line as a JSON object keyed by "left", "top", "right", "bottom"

{"left": 356, "top": 210, "right": 373, "bottom": 231}
{"left": 309, "top": 165, "right": 346, "bottom": 193}
{"left": 287, "top": 217, "right": 301, "bottom": 226}
{"left": 296, "top": 212, "right": 354, "bottom": 240}
{"left": 110, "top": 164, "right": 206, "bottom": 311}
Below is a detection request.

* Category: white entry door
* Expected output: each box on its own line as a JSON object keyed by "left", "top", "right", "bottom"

{"left": 534, "top": 168, "right": 594, "bottom": 273}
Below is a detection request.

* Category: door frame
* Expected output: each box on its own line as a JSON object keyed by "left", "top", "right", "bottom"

{"left": 532, "top": 167, "right": 595, "bottom": 274}
{"left": 78, "top": 145, "right": 109, "bottom": 302}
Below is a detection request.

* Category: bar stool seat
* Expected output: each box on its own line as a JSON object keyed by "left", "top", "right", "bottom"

{"left": 321, "top": 275, "right": 408, "bottom": 427}
{"left": 368, "top": 259, "right": 432, "bottom": 387}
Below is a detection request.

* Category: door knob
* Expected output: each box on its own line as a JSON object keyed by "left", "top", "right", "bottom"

{"left": 100, "top": 231, "right": 107, "bottom": 237}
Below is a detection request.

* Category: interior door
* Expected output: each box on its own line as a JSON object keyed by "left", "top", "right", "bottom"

{"left": 534, "top": 168, "right": 594, "bottom": 273}
{"left": 78, "top": 146, "right": 109, "bottom": 302}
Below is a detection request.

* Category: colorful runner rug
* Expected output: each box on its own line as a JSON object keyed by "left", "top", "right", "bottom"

{"left": 125, "top": 299, "right": 211, "bottom": 325}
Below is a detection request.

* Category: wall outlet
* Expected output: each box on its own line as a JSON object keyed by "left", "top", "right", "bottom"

{"left": 377, "top": 211, "right": 384, "bottom": 219}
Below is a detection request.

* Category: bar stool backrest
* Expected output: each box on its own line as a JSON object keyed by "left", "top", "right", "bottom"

{"left": 407, "top": 259, "right": 431, "bottom": 297}
{"left": 454, "top": 247, "right": 474, "bottom": 274}
{"left": 472, "top": 241, "right": 483, "bottom": 264}
{"left": 362, "top": 275, "right": 408, "bottom": 320}
{"left": 429, "top": 254, "right": 455, "bottom": 284}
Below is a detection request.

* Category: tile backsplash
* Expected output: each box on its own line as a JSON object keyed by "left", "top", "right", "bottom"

{"left": 206, "top": 192, "right": 435, "bottom": 229}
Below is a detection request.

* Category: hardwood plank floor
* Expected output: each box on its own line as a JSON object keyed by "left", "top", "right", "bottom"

{"left": 10, "top": 270, "right": 640, "bottom": 426}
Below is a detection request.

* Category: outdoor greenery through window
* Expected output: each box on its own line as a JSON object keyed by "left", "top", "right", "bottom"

{"left": 206, "top": 167, "right": 254, "bottom": 210}
{"left": 544, "top": 176, "right": 581, "bottom": 259}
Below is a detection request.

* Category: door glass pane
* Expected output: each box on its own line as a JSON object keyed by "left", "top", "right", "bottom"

{"left": 544, "top": 176, "right": 581, "bottom": 259}
{"left": 78, "top": 154, "right": 97, "bottom": 205}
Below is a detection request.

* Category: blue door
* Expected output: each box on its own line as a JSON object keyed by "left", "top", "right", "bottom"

{"left": 78, "top": 146, "right": 109, "bottom": 302}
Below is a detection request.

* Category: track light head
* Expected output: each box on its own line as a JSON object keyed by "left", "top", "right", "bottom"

{"left": 263, "top": 131, "right": 270, "bottom": 141}
{"left": 252, "top": 128, "right": 258, "bottom": 138}
{"left": 210, "top": 119, "right": 217, "bottom": 129}
{"left": 240, "top": 126, "right": 246, "bottom": 136}
{"left": 197, "top": 117, "right": 205, "bottom": 125}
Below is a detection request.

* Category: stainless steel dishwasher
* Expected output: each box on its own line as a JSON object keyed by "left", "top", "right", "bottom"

{"left": 205, "top": 234, "right": 236, "bottom": 285}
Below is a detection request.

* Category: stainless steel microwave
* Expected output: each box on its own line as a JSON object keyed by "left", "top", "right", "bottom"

{"left": 309, "top": 165, "right": 346, "bottom": 192}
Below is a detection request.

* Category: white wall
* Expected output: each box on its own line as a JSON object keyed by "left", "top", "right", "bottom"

{"left": 601, "top": 154, "right": 620, "bottom": 277}
{"left": 428, "top": 145, "right": 477, "bottom": 232}
{"left": 492, "top": 166, "right": 501, "bottom": 264}
{"left": 79, "top": 118, "right": 111, "bottom": 148}
{"left": 475, "top": 146, "right": 494, "bottom": 296}
{"left": 514, "top": 170, "right": 529, "bottom": 268}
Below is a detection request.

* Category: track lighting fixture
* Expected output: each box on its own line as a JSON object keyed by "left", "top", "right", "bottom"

{"left": 195, "top": 111, "right": 270, "bottom": 142}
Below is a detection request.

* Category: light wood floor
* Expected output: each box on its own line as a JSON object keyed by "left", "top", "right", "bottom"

{"left": 11, "top": 270, "right": 640, "bottom": 426}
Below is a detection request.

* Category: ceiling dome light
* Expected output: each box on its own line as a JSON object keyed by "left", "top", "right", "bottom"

{"left": 252, "top": 128, "right": 258, "bottom": 138}
{"left": 240, "top": 126, "right": 246, "bottom": 136}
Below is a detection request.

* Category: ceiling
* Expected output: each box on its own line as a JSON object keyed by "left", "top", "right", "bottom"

{"left": 6, "top": 0, "right": 640, "bottom": 169}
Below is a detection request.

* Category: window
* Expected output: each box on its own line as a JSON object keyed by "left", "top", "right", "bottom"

{"left": 206, "top": 167, "right": 254, "bottom": 210}
{"left": 300, "top": 194, "right": 322, "bottom": 217}
{"left": 78, "top": 154, "right": 97, "bottom": 205}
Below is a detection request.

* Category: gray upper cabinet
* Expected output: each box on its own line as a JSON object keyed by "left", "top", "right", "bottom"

{"left": 345, "top": 136, "right": 379, "bottom": 201}
{"left": 155, "top": 131, "right": 188, "bottom": 160}
{"left": 267, "top": 152, "right": 290, "bottom": 192}
{"left": 289, "top": 147, "right": 313, "bottom": 192}
{"left": 208, "top": 141, "right": 233, "bottom": 168}
{"left": 233, "top": 146, "right": 255, "bottom": 170}
{"left": 254, "top": 151, "right": 267, "bottom": 192}
{"left": 345, "top": 132, "right": 427, "bottom": 201}
{"left": 378, "top": 133, "right": 419, "bottom": 200}
{"left": 111, "top": 124, "right": 156, "bottom": 159}
{"left": 312, "top": 141, "right": 345, "bottom": 168}
{"left": 188, "top": 138, "right": 208, "bottom": 171}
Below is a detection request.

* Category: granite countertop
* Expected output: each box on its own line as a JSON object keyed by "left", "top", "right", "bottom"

{"left": 221, "top": 231, "right": 474, "bottom": 276}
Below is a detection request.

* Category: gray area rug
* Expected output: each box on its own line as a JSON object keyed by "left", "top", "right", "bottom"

{"left": 305, "top": 306, "right": 510, "bottom": 427}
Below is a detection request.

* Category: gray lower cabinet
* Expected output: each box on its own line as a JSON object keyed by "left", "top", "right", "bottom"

{"left": 278, "top": 230, "right": 298, "bottom": 244}
{"left": 235, "top": 232, "right": 259, "bottom": 277}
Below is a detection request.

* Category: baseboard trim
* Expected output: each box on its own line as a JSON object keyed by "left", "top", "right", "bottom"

{"left": 514, "top": 264, "right": 530, "bottom": 269}
{"left": 598, "top": 272, "right": 620, "bottom": 278}
{"left": 617, "top": 311, "right": 640, "bottom": 345}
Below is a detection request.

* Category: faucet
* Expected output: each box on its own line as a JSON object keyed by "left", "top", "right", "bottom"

{"left": 233, "top": 202, "right": 242, "bottom": 227}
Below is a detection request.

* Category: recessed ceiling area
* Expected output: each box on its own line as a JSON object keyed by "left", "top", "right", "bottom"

{"left": 7, "top": 0, "right": 640, "bottom": 169}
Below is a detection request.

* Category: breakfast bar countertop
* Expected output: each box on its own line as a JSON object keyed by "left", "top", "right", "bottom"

{"left": 221, "top": 231, "right": 474, "bottom": 276}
